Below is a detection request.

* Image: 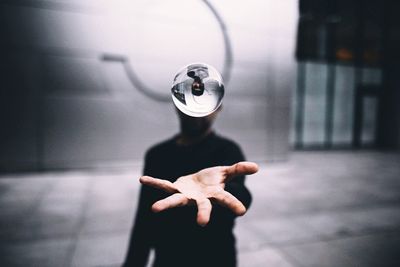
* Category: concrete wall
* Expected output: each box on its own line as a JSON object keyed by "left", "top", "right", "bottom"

{"left": 0, "top": 0, "right": 298, "bottom": 171}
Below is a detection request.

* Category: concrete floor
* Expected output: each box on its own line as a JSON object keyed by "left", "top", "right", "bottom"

{"left": 0, "top": 151, "right": 400, "bottom": 267}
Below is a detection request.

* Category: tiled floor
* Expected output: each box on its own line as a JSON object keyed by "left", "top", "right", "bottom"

{"left": 0, "top": 151, "right": 400, "bottom": 267}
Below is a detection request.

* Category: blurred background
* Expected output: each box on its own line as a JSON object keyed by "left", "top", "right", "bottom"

{"left": 0, "top": 0, "right": 399, "bottom": 266}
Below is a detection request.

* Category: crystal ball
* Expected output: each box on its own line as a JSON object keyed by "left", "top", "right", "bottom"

{"left": 171, "top": 63, "right": 225, "bottom": 117}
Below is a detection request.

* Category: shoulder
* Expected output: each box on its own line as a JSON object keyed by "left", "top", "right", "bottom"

{"left": 213, "top": 133, "right": 245, "bottom": 161}
{"left": 214, "top": 134, "right": 242, "bottom": 150}
{"left": 144, "top": 136, "right": 176, "bottom": 159}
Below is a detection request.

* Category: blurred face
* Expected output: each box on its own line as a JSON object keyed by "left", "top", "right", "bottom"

{"left": 176, "top": 107, "right": 220, "bottom": 137}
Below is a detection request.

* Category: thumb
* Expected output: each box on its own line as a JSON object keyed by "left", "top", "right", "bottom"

{"left": 223, "top": 161, "right": 259, "bottom": 181}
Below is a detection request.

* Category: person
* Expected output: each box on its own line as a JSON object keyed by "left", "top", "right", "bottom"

{"left": 123, "top": 67, "right": 258, "bottom": 267}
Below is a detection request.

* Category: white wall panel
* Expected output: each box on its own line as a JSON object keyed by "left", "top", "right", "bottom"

{"left": 0, "top": 0, "right": 298, "bottom": 170}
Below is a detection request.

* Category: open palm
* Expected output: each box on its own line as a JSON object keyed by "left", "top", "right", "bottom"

{"left": 139, "top": 161, "right": 258, "bottom": 226}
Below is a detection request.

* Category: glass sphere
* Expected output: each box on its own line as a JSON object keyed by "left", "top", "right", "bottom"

{"left": 171, "top": 63, "right": 224, "bottom": 117}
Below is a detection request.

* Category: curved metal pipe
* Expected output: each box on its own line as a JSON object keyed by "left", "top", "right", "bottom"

{"left": 101, "top": 0, "right": 233, "bottom": 102}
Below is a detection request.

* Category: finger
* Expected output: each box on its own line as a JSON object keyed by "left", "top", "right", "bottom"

{"left": 196, "top": 198, "right": 212, "bottom": 227}
{"left": 213, "top": 191, "right": 246, "bottom": 216}
{"left": 224, "top": 161, "right": 259, "bottom": 181}
{"left": 139, "top": 176, "right": 177, "bottom": 193}
{"left": 152, "top": 193, "right": 189, "bottom": 212}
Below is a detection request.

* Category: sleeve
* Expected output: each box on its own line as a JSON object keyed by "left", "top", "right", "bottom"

{"left": 209, "top": 142, "right": 252, "bottom": 226}
{"left": 123, "top": 151, "right": 157, "bottom": 267}
{"left": 221, "top": 142, "right": 252, "bottom": 210}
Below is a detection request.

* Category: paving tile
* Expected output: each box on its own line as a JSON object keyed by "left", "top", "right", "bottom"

{"left": 0, "top": 185, "right": 46, "bottom": 219}
{"left": 23, "top": 215, "right": 81, "bottom": 241}
{"left": 0, "top": 176, "right": 53, "bottom": 198}
{"left": 85, "top": 196, "right": 136, "bottom": 218}
{"left": 238, "top": 246, "right": 295, "bottom": 267}
{"left": 46, "top": 176, "right": 91, "bottom": 200}
{"left": 71, "top": 232, "right": 130, "bottom": 267}
{"left": 235, "top": 222, "right": 269, "bottom": 251}
{"left": 0, "top": 214, "right": 80, "bottom": 242}
{"left": 80, "top": 210, "right": 135, "bottom": 235}
{"left": 0, "top": 220, "right": 28, "bottom": 243}
{"left": 249, "top": 217, "right": 322, "bottom": 245}
{"left": 296, "top": 212, "right": 352, "bottom": 239}
{"left": 281, "top": 240, "right": 360, "bottom": 267}
{"left": 0, "top": 238, "right": 73, "bottom": 267}
{"left": 297, "top": 206, "right": 400, "bottom": 240}
{"left": 327, "top": 233, "right": 400, "bottom": 267}
{"left": 85, "top": 178, "right": 138, "bottom": 218}
{"left": 340, "top": 207, "right": 400, "bottom": 234}
{"left": 38, "top": 196, "right": 85, "bottom": 219}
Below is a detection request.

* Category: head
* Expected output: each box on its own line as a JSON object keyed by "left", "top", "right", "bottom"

{"left": 176, "top": 105, "right": 221, "bottom": 138}
{"left": 171, "top": 63, "right": 224, "bottom": 118}
{"left": 171, "top": 63, "right": 224, "bottom": 139}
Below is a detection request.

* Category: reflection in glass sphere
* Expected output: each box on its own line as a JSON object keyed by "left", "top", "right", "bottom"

{"left": 171, "top": 63, "right": 225, "bottom": 117}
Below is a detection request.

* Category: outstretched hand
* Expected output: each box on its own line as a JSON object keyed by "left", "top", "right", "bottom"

{"left": 139, "top": 161, "right": 258, "bottom": 226}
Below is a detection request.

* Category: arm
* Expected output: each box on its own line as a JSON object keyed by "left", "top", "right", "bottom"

{"left": 220, "top": 143, "right": 252, "bottom": 211}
